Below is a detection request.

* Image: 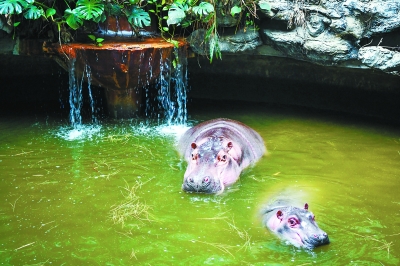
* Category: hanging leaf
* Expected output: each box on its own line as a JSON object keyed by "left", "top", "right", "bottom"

{"left": 45, "top": 7, "right": 56, "bottom": 18}
{"left": 127, "top": 7, "right": 150, "bottom": 28}
{"left": 166, "top": 3, "right": 187, "bottom": 26}
{"left": 24, "top": 5, "right": 44, "bottom": 19}
{"left": 74, "top": 0, "right": 104, "bottom": 20}
{"left": 64, "top": 8, "right": 83, "bottom": 30}
{"left": 0, "top": 0, "right": 27, "bottom": 15}
{"left": 192, "top": 2, "right": 214, "bottom": 18}
{"left": 209, "top": 35, "right": 215, "bottom": 62}
{"left": 230, "top": 5, "right": 241, "bottom": 17}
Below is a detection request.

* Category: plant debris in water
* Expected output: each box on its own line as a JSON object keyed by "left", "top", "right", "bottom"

{"left": 352, "top": 232, "right": 400, "bottom": 258}
{"left": 110, "top": 179, "right": 153, "bottom": 228}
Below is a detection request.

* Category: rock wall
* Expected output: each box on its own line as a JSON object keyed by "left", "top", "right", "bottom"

{"left": 188, "top": 0, "right": 400, "bottom": 75}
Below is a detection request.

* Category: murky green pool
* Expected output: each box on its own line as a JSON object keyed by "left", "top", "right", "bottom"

{"left": 1, "top": 102, "right": 399, "bottom": 265}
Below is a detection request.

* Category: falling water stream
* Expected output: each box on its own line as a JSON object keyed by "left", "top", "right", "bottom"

{"left": 155, "top": 49, "right": 188, "bottom": 125}
{"left": 68, "top": 58, "right": 83, "bottom": 127}
{"left": 85, "top": 64, "right": 98, "bottom": 125}
{"left": 67, "top": 47, "right": 187, "bottom": 131}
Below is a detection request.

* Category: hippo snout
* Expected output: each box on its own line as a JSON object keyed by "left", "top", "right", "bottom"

{"left": 185, "top": 176, "right": 211, "bottom": 191}
{"left": 305, "top": 232, "right": 330, "bottom": 249}
{"left": 182, "top": 175, "right": 222, "bottom": 193}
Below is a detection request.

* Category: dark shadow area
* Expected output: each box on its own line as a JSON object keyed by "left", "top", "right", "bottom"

{"left": 1, "top": 54, "right": 399, "bottom": 126}
{"left": 0, "top": 55, "right": 108, "bottom": 122}
{"left": 187, "top": 55, "right": 400, "bottom": 124}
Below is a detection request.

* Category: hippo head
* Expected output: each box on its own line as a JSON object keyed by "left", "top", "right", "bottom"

{"left": 182, "top": 138, "right": 241, "bottom": 194}
{"left": 264, "top": 203, "right": 330, "bottom": 249}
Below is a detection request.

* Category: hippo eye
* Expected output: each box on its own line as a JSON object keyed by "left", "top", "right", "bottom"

{"left": 288, "top": 217, "right": 299, "bottom": 227}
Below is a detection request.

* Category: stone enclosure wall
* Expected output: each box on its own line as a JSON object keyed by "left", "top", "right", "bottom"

{"left": 188, "top": 0, "right": 400, "bottom": 76}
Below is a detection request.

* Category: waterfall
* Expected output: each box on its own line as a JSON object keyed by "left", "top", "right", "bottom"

{"left": 85, "top": 64, "right": 98, "bottom": 124}
{"left": 68, "top": 58, "right": 98, "bottom": 128}
{"left": 68, "top": 58, "right": 83, "bottom": 128}
{"left": 155, "top": 47, "right": 188, "bottom": 125}
{"left": 170, "top": 48, "right": 188, "bottom": 125}
{"left": 65, "top": 43, "right": 188, "bottom": 126}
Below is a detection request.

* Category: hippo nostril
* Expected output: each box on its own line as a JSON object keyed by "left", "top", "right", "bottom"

{"left": 188, "top": 177, "right": 194, "bottom": 183}
{"left": 203, "top": 176, "right": 210, "bottom": 183}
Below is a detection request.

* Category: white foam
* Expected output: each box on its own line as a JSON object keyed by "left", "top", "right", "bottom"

{"left": 156, "top": 124, "right": 190, "bottom": 141}
{"left": 56, "top": 125, "right": 102, "bottom": 141}
{"left": 55, "top": 121, "right": 190, "bottom": 142}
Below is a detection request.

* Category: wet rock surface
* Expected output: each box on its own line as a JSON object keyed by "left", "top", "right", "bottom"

{"left": 187, "top": 0, "right": 400, "bottom": 75}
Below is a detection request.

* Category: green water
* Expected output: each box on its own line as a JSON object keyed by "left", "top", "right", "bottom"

{"left": 1, "top": 103, "right": 399, "bottom": 265}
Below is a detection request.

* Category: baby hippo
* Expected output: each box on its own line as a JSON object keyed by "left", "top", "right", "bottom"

{"left": 262, "top": 202, "right": 330, "bottom": 249}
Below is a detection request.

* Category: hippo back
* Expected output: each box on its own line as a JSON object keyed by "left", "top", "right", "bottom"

{"left": 178, "top": 118, "right": 266, "bottom": 168}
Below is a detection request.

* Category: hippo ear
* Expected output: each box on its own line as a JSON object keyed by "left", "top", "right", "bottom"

{"left": 304, "top": 203, "right": 309, "bottom": 210}
{"left": 276, "top": 210, "right": 283, "bottom": 221}
{"left": 225, "top": 142, "right": 233, "bottom": 151}
{"left": 191, "top": 143, "right": 197, "bottom": 149}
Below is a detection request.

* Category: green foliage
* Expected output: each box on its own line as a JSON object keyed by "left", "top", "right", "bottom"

{"left": 0, "top": 0, "right": 27, "bottom": 15}
{"left": 0, "top": 0, "right": 271, "bottom": 63}
{"left": 45, "top": 7, "right": 56, "bottom": 18}
{"left": 64, "top": 8, "right": 83, "bottom": 30}
{"left": 23, "top": 4, "right": 43, "bottom": 19}
{"left": 127, "top": 6, "right": 150, "bottom": 28}
{"left": 192, "top": 2, "right": 213, "bottom": 17}
{"left": 166, "top": 3, "right": 188, "bottom": 26}
{"left": 88, "top": 34, "right": 104, "bottom": 46}
{"left": 74, "top": 0, "right": 103, "bottom": 20}
{"left": 230, "top": 5, "right": 241, "bottom": 17}
{"left": 203, "top": 10, "right": 221, "bottom": 63}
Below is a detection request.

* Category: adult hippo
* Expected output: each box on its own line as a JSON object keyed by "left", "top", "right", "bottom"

{"left": 262, "top": 201, "right": 330, "bottom": 249}
{"left": 177, "top": 118, "right": 266, "bottom": 194}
